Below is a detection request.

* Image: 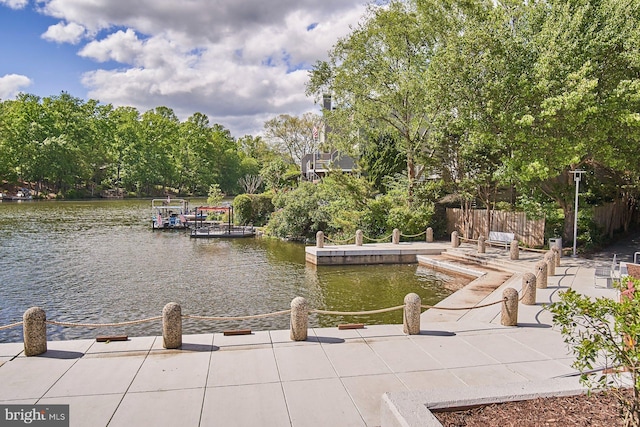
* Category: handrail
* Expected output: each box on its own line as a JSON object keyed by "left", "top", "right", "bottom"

{"left": 0, "top": 321, "right": 23, "bottom": 331}
{"left": 324, "top": 235, "right": 356, "bottom": 244}
{"left": 400, "top": 230, "right": 427, "bottom": 238}
{"left": 183, "top": 310, "right": 291, "bottom": 321}
{"left": 362, "top": 232, "right": 394, "bottom": 243}
{"left": 46, "top": 316, "right": 162, "bottom": 328}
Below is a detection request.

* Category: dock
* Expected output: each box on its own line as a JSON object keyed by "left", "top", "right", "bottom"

{"left": 305, "top": 242, "right": 450, "bottom": 265}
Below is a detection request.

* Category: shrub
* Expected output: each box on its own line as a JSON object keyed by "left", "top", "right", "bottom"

{"left": 233, "top": 193, "right": 274, "bottom": 226}
{"left": 548, "top": 278, "right": 640, "bottom": 427}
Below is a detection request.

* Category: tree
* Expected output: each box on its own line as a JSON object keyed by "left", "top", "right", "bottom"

{"left": 263, "top": 112, "right": 321, "bottom": 165}
{"left": 307, "top": 1, "right": 436, "bottom": 204}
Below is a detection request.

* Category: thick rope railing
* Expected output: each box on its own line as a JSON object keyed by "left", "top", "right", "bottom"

{"left": 0, "top": 321, "right": 23, "bottom": 331}
{"left": 45, "top": 316, "right": 162, "bottom": 328}
{"left": 324, "top": 234, "right": 356, "bottom": 244}
{"left": 400, "top": 230, "right": 427, "bottom": 238}
{"left": 310, "top": 306, "right": 405, "bottom": 316}
{"left": 362, "top": 232, "right": 394, "bottom": 243}
{"left": 421, "top": 297, "right": 507, "bottom": 311}
{"left": 183, "top": 310, "right": 291, "bottom": 321}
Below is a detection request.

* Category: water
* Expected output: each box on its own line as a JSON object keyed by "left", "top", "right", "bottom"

{"left": 0, "top": 199, "right": 455, "bottom": 343}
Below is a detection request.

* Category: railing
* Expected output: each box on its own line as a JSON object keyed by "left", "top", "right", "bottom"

{"left": 316, "top": 228, "right": 434, "bottom": 247}
{"left": 3, "top": 244, "right": 563, "bottom": 357}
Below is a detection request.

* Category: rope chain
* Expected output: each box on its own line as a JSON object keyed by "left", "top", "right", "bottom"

{"left": 183, "top": 310, "right": 291, "bottom": 321}
{"left": 45, "top": 316, "right": 162, "bottom": 328}
{"left": 324, "top": 235, "right": 355, "bottom": 244}
{"left": 0, "top": 321, "right": 23, "bottom": 331}
{"left": 362, "top": 233, "right": 394, "bottom": 243}
{"left": 311, "top": 305, "right": 405, "bottom": 316}
{"left": 421, "top": 297, "right": 507, "bottom": 311}
{"left": 400, "top": 231, "right": 427, "bottom": 238}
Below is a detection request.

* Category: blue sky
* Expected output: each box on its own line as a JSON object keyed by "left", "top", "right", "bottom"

{"left": 0, "top": 0, "right": 372, "bottom": 136}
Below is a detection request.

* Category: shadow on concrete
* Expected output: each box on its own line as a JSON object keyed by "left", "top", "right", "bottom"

{"left": 418, "top": 330, "right": 456, "bottom": 337}
{"left": 315, "top": 336, "right": 346, "bottom": 344}
{"left": 180, "top": 343, "right": 219, "bottom": 352}
{"left": 37, "top": 350, "right": 84, "bottom": 359}
{"left": 516, "top": 323, "right": 552, "bottom": 329}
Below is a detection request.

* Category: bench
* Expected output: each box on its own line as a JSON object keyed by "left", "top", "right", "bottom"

{"left": 487, "top": 231, "right": 515, "bottom": 249}
{"left": 594, "top": 254, "right": 620, "bottom": 288}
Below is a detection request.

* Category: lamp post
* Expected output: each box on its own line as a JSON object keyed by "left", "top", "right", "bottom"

{"left": 570, "top": 170, "right": 585, "bottom": 257}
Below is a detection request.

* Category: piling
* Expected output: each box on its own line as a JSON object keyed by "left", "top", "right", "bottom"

{"left": 521, "top": 272, "right": 537, "bottom": 305}
{"left": 403, "top": 293, "right": 421, "bottom": 335}
{"left": 478, "top": 236, "right": 486, "bottom": 254}
{"left": 316, "top": 231, "right": 324, "bottom": 248}
{"left": 501, "top": 288, "right": 518, "bottom": 326}
{"left": 426, "top": 227, "right": 434, "bottom": 243}
{"left": 163, "top": 302, "right": 182, "bottom": 349}
{"left": 451, "top": 231, "right": 460, "bottom": 248}
{"left": 290, "top": 297, "right": 308, "bottom": 341}
{"left": 510, "top": 240, "right": 519, "bottom": 260}
{"left": 23, "top": 307, "right": 47, "bottom": 356}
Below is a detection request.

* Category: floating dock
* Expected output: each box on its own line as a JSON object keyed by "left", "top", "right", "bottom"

{"left": 305, "top": 242, "right": 450, "bottom": 265}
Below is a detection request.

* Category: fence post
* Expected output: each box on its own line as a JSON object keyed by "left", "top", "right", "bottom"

{"left": 356, "top": 230, "right": 363, "bottom": 246}
{"left": 501, "top": 288, "right": 518, "bottom": 326}
{"left": 545, "top": 251, "right": 556, "bottom": 276}
{"left": 290, "top": 297, "right": 308, "bottom": 341}
{"left": 451, "top": 231, "right": 460, "bottom": 248}
{"left": 316, "top": 231, "right": 324, "bottom": 248}
{"left": 552, "top": 246, "right": 561, "bottom": 267}
{"left": 403, "top": 293, "right": 421, "bottom": 335}
{"left": 163, "top": 302, "right": 182, "bottom": 349}
{"left": 535, "top": 261, "right": 548, "bottom": 289}
{"left": 478, "top": 236, "right": 486, "bottom": 254}
{"left": 521, "top": 272, "right": 537, "bottom": 305}
{"left": 426, "top": 227, "right": 434, "bottom": 243}
{"left": 392, "top": 228, "right": 400, "bottom": 245}
{"left": 510, "top": 240, "right": 519, "bottom": 260}
{"left": 23, "top": 307, "right": 47, "bottom": 356}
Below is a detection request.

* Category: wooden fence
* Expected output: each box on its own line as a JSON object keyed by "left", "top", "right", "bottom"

{"left": 446, "top": 208, "right": 546, "bottom": 248}
{"left": 593, "top": 200, "right": 627, "bottom": 238}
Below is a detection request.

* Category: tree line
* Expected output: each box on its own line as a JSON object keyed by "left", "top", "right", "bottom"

{"left": 305, "top": 0, "right": 640, "bottom": 245}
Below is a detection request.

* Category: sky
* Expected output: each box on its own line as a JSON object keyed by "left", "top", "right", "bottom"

{"left": 0, "top": 0, "right": 379, "bottom": 137}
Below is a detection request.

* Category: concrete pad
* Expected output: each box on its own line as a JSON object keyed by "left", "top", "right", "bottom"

{"left": 450, "top": 364, "right": 528, "bottom": 386}
{"left": 208, "top": 347, "right": 279, "bottom": 386}
{"left": 461, "top": 333, "right": 552, "bottom": 364}
{"left": 273, "top": 345, "right": 337, "bottom": 381}
{"left": 150, "top": 333, "right": 214, "bottom": 351}
{"left": 128, "top": 351, "right": 210, "bottom": 392}
{"left": 505, "top": 359, "right": 577, "bottom": 381}
{"left": 44, "top": 354, "right": 145, "bottom": 397}
{"left": 412, "top": 335, "right": 499, "bottom": 368}
{"left": 202, "top": 383, "right": 290, "bottom": 427}
{"left": 108, "top": 388, "right": 204, "bottom": 427}
{"left": 507, "top": 328, "right": 572, "bottom": 359}
{"left": 321, "top": 340, "right": 392, "bottom": 377}
{"left": 342, "top": 374, "right": 408, "bottom": 426}
{"left": 39, "top": 394, "right": 123, "bottom": 427}
{"left": 0, "top": 357, "right": 76, "bottom": 400}
{"left": 356, "top": 324, "right": 404, "bottom": 338}
{"left": 42, "top": 339, "right": 95, "bottom": 355}
{"left": 366, "top": 337, "right": 443, "bottom": 373}
{"left": 0, "top": 356, "right": 10, "bottom": 368}
{"left": 396, "top": 369, "right": 468, "bottom": 391}
{"left": 0, "top": 342, "right": 24, "bottom": 357}
{"left": 85, "top": 336, "right": 156, "bottom": 354}
{"left": 283, "top": 378, "right": 366, "bottom": 427}
{"left": 313, "top": 326, "right": 362, "bottom": 341}
{"left": 213, "top": 330, "right": 271, "bottom": 347}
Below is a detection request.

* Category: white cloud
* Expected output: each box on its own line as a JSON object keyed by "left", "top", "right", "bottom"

{"left": 33, "top": 0, "right": 375, "bottom": 135}
{"left": 41, "top": 21, "right": 86, "bottom": 44}
{"left": 0, "top": 0, "right": 28, "bottom": 9}
{"left": 0, "top": 74, "right": 32, "bottom": 99}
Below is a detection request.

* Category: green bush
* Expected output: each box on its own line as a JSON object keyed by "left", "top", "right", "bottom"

{"left": 548, "top": 278, "right": 640, "bottom": 426}
{"left": 233, "top": 193, "right": 274, "bottom": 226}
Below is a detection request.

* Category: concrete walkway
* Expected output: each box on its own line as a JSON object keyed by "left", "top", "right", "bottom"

{"left": 0, "top": 246, "right": 621, "bottom": 427}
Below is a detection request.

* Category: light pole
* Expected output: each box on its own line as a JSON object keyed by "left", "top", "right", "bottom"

{"left": 570, "top": 170, "right": 585, "bottom": 257}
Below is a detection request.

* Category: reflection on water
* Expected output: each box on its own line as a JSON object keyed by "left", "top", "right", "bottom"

{"left": 0, "top": 199, "right": 454, "bottom": 343}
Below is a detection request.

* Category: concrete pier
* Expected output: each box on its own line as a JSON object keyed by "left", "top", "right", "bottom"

{"left": 305, "top": 242, "right": 449, "bottom": 265}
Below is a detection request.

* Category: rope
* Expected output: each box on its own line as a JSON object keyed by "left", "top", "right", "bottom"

{"left": 362, "top": 233, "right": 394, "bottom": 243}
{"left": 0, "top": 321, "right": 23, "bottom": 331}
{"left": 45, "top": 316, "right": 162, "bottom": 328}
{"left": 421, "top": 297, "right": 507, "bottom": 311}
{"left": 311, "top": 305, "right": 405, "bottom": 316}
{"left": 324, "top": 235, "right": 355, "bottom": 244}
{"left": 400, "top": 231, "right": 427, "bottom": 238}
{"left": 183, "top": 309, "right": 291, "bottom": 321}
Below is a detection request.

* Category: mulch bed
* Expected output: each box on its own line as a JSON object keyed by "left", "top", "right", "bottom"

{"left": 434, "top": 388, "right": 633, "bottom": 426}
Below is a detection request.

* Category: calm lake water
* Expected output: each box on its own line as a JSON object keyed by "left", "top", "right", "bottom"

{"left": 0, "top": 199, "right": 454, "bottom": 343}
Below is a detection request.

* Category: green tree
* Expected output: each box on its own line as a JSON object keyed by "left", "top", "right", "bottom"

{"left": 263, "top": 112, "right": 321, "bottom": 165}
{"left": 307, "top": 1, "right": 436, "bottom": 203}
